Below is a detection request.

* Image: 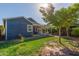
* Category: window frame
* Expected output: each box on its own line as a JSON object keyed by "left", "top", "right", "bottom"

{"left": 27, "top": 25, "right": 33, "bottom": 32}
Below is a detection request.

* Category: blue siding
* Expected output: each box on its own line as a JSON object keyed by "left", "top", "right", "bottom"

{"left": 6, "top": 18, "right": 33, "bottom": 40}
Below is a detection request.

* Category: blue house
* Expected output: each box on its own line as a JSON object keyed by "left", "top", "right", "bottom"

{"left": 3, "top": 16, "right": 42, "bottom": 40}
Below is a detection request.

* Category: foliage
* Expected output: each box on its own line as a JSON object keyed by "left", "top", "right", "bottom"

{"left": 40, "top": 3, "right": 79, "bottom": 38}
{"left": 47, "top": 25, "right": 58, "bottom": 34}
{"left": 40, "top": 4, "right": 66, "bottom": 43}
{"left": 71, "top": 27, "right": 79, "bottom": 37}
{"left": 40, "top": 3, "right": 54, "bottom": 25}
{"left": 63, "top": 4, "right": 79, "bottom": 37}
{"left": 0, "top": 25, "right": 4, "bottom": 31}
{"left": 18, "top": 34, "right": 25, "bottom": 42}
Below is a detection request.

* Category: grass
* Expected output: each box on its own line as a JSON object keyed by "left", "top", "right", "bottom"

{"left": 0, "top": 36, "right": 78, "bottom": 56}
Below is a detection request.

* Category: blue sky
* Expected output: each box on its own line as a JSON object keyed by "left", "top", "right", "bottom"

{"left": 0, "top": 3, "right": 71, "bottom": 25}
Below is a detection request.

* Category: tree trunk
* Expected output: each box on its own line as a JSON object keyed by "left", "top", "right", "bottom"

{"left": 59, "top": 28, "right": 62, "bottom": 44}
{"left": 66, "top": 27, "right": 70, "bottom": 38}
{"left": 51, "top": 28, "right": 52, "bottom": 35}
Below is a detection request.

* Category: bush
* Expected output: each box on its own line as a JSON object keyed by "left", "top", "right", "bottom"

{"left": 18, "top": 34, "right": 25, "bottom": 42}
{"left": 71, "top": 27, "right": 79, "bottom": 37}
{"left": 48, "top": 28, "right": 58, "bottom": 35}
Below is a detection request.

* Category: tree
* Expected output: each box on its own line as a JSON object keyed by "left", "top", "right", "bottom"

{"left": 52, "top": 8, "right": 68, "bottom": 43}
{"left": 40, "top": 4, "right": 65, "bottom": 43}
{"left": 40, "top": 3, "right": 54, "bottom": 34}
{"left": 63, "top": 3, "right": 79, "bottom": 38}
{"left": 39, "top": 3, "right": 79, "bottom": 44}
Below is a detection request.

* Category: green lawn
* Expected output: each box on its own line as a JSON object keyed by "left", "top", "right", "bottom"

{"left": 0, "top": 36, "right": 78, "bottom": 56}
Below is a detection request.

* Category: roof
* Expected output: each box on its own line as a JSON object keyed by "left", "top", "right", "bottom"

{"left": 27, "top": 18, "right": 39, "bottom": 25}
{"left": 3, "top": 16, "right": 40, "bottom": 25}
{"left": 4, "top": 16, "right": 38, "bottom": 24}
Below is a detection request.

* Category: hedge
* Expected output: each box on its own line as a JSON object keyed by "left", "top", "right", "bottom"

{"left": 71, "top": 27, "right": 79, "bottom": 37}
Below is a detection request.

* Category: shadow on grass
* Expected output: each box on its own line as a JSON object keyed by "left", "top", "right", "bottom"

{"left": 60, "top": 48, "right": 79, "bottom": 56}
{"left": 0, "top": 36, "right": 50, "bottom": 49}
{"left": 60, "top": 37, "right": 79, "bottom": 56}
{"left": 24, "top": 36, "right": 51, "bottom": 42}
{"left": 0, "top": 40, "right": 20, "bottom": 49}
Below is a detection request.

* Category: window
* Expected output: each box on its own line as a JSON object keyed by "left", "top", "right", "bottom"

{"left": 27, "top": 25, "right": 33, "bottom": 32}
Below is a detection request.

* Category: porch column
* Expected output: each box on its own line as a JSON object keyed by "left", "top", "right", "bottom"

{"left": 39, "top": 26, "right": 43, "bottom": 34}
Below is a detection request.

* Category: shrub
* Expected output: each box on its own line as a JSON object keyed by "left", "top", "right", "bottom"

{"left": 48, "top": 28, "right": 58, "bottom": 35}
{"left": 71, "top": 27, "right": 79, "bottom": 37}
{"left": 18, "top": 34, "right": 24, "bottom": 42}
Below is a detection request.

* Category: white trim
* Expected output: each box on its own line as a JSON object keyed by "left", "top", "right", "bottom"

{"left": 24, "top": 17, "right": 33, "bottom": 24}
{"left": 27, "top": 25, "right": 33, "bottom": 32}
{"left": 5, "top": 20, "right": 7, "bottom": 40}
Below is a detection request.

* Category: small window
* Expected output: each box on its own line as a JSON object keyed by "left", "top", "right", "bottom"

{"left": 27, "top": 25, "right": 33, "bottom": 32}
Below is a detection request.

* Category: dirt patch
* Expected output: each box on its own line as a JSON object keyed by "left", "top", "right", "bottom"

{"left": 39, "top": 42, "right": 73, "bottom": 56}
{"left": 69, "top": 37, "right": 79, "bottom": 41}
{"left": 39, "top": 46, "right": 72, "bottom": 56}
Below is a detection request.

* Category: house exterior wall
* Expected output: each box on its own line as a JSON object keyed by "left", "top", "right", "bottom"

{"left": 6, "top": 18, "right": 33, "bottom": 40}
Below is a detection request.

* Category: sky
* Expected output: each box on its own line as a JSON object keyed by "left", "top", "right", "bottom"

{"left": 0, "top": 3, "right": 71, "bottom": 25}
